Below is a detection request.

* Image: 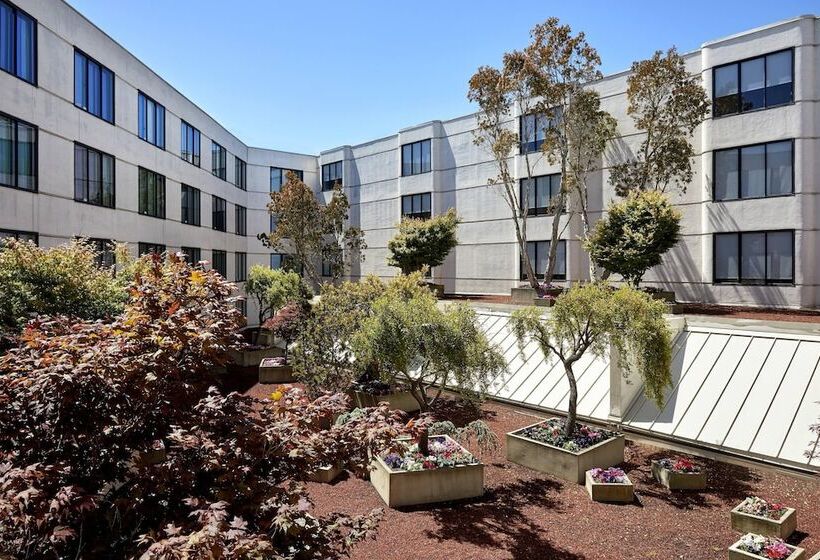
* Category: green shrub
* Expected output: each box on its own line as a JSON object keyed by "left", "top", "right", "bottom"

{"left": 387, "top": 208, "right": 459, "bottom": 274}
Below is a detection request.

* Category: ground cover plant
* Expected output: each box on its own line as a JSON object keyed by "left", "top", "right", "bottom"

{"left": 735, "top": 534, "right": 794, "bottom": 559}
{"left": 736, "top": 497, "right": 789, "bottom": 520}
{"left": 656, "top": 457, "right": 701, "bottom": 473}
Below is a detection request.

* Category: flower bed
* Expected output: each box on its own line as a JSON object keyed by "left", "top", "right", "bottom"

{"left": 506, "top": 418, "right": 624, "bottom": 483}
{"left": 585, "top": 467, "right": 634, "bottom": 503}
{"left": 370, "top": 435, "right": 484, "bottom": 507}
{"left": 729, "top": 533, "right": 804, "bottom": 560}
{"left": 732, "top": 497, "right": 797, "bottom": 539}
{"left": 258, "top": 356, "right": 296, "bottom": 383}
{"left": 651, "top": 457, "right": 706, "bottom": 490}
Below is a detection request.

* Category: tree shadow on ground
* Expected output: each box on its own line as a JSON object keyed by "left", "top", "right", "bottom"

{"left": 417, "top": 476, "right": 586, "bottom": 560}
{"left": 428, "top": 397, "right": 497, "bottom": 426}
{"left": 630, "top": 449, "right": 762, "bottom": 511}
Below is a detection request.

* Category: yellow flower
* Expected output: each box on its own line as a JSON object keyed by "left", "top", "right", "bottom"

{"left": 270, "top": 391, "right": 283, "bottom": 402}
{"left": 190, "top": 270, "right": 205, "bottom": 285}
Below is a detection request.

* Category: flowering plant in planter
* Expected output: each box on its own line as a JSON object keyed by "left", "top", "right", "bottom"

{"left": 657, "top": 457, "right": 699, "bottom": 473}
{"left": 737, "top": 497, "right": 789, "bottom": 520}
{"left": 736, "top": 534, "right": 793, "bottom": 559}
{"left": 382, "top": 436, "right": 476, "bottom": 472}
{"left": 519, "top": 418, "right": 617, "bottom": 453}
{"left": 589, "top": 467, "right": 628, "bottom": 484}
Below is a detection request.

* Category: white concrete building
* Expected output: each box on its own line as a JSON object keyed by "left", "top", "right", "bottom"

{"left": 1, "top": 0, "right": 818, "bottom": 314}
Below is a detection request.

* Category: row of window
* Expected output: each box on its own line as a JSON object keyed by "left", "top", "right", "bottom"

{"left": 137, "top": 243, "right": 246, "bottom": 281}
{"left": 269, "top": 253, "right": 333, "bottom": 278}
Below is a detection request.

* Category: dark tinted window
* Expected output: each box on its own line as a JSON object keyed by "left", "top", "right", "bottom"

{"left": 321, "top": 161, "right": 343, "bottom": 190}
{"left": 713, "top": 140, "right": 792, "bottom": 200}
{"left": 714, "top": 231, "right": 793, "bottom": 284}
{"left": 523, "top": 240, "right": 566, "bottom": 280}
{"left": 212, "top": 195, "right": 226, "bottom": 231}
{"left": 74, "top": 50, "right": 114, "bottom": 123}
{"left": 180, "top": 184, "right": 200, "bottom": 226}
{"left": 401, "top": 139, "right": 431, "bottom": 176}
{"left": 713, "top": 50, "right": 793, "bottom": 117}
{"left": 180, "top": 121, "right": 200, "bottom": 166}
{"left": 0, "top": 112, "right": 36, "bottom": 191}
{"left": 138, "top": 167, "right": 165, "bottom": 218}
{"left": 401, "top": 192, "right": 431, "bottom": 220}
{"left": 138, "top": 92, "right": 165, "bottom": 148}
{"left": 74, "top": 143, "right": 114, "bottom": 207}
{"left": 0, "top": 1, "right": 35, "bottom": 84}
{"left": 521, "top": 174, "right": 562, "bottom": 215}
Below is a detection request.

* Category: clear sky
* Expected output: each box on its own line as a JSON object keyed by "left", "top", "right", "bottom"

{"left": 67, "top": 0, "right": 817, "bottom": 155}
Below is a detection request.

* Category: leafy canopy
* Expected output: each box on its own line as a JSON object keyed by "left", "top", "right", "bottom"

{"left": 387, "top": 208, "right": 460, "bottom": 274}
{"left": 585, "top": 190, "right": 682, "bottom": 287}
{"left": 245, "top": 264, "right": 308, "bottom": 324}
{"left": 258, "top": 172, "right": 365, "bottom": 288}
{"left": 609, "top": 48, "right": 709, "bottom": 196}
{"left": 511, "top": 283, "right": 672, "bottom": 435}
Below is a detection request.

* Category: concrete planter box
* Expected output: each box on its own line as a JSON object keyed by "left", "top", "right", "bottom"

{"left": 426, "top": 282, "right": 445, "bottom": 298}
{"left": 728, "top": 535, "right": 804, "bottom": 560}
{"left": 228, "top": 346, "right": 283, "bottom": 368}
{"left": 506, "top": 421, "right": 625, "bottom": 484}
{"left": 510, "top": 287, "right": 558, "bottom": 307}
{"left": 370, "top": 436, "right": 484, "bottom": 507}
{"left": 350, "top": 390, "right": 420, "bottom": 412}
{"left": 651, "top": 460, "right": 706, "bottom": 490}
{"left": 731, "top": 502, "right": 797, "bottom": 539}
{"left": 258, "top": 358, "right": 296, "bottom": 383}
{"left": 310, "top": 465, "right": 343, "bottom": 483}
{"left": 646, "top": 289, "right": 676, "bottom": 303}
{"left": 584, "top": 470, "right": 634, "bottom": 503}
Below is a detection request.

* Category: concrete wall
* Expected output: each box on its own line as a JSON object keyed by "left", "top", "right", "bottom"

{"left": 0, "top": 1, "right": 817, "bottom": 311}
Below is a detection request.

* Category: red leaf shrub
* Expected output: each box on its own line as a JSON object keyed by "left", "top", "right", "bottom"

{"left": 262, "top": 301, "right": 308, "bottom": 361}
{"left": 0, "top": 253, "right": 405, "bottom": 559}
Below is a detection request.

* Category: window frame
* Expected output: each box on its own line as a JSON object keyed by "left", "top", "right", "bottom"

{"left": 211, "top": 249, "right": 227, "bottom": 277}
{"left": 235, "top": 251, "right": 247, "bottom": 282}
{"left": 520, "top": 173, "right": 562, "bottom": 216}
{"left": 73, "top": 48, "right": 114, "bottom": 124}
{"left": 84, "top": 237, "right": 115, "bottom": 267}
{"left": 401, "top": 192, "right": 432, "bottom": 220}
{"left": 519, "top": 112, "right": 551, "bottom": 154}
{"left": 0, "top": 111, "right": 37, "bottom": 192}
{"left": 234, "top": 156, "right": 246, "bottom": 190}
{"left": 0, "top": 0, "right": 37, "bottom": 85}
{"left": 137, "top": 166, "right": 166, "bottom": 219}
{"left": 712, "top": 139, "right": 794, "bottom": 201}
{"left": 138, "top": 242, "right": 166, "bottom": 256}
{"left": 400, "top": 139, "right": 432, "bottom": 176}
{"left": 211, "top": 141, "right": 226, "bottom": 179}
{"left": 712, "top": 48, "right": 794, "bottom": 118}
{"left": 521, "top": 239, "right": 567, "bottom": 281}
{"left": 712, "top": 230, "right": 795, "bottom": 285}
{"left": 211, "top": 195, "right": 226, "bottom": 232}
{"left": 137, "top": 91, "right": 165, "bottom": 149}
{"left": 235, "top": 204, "right": 247, "bottom": 236}
{"left": 321, "top": 161, "right": 343, "bottom": 191}
{"left": 180, "top": 184, "right": 201, "bottom": 226}
{"left": 0, "top": 228, "right": 37, "bottom": 245}
{"left": 180, "top": 246, "right": 201, "bottom": 265}
{"left": 270, "top": 167, "right": 303, "bottom": 192}
{"left": 73, "top": 142, "right": 115, "bottom": 208}
{"left": 180, "top": 120, "right": 201, "bottom": 167}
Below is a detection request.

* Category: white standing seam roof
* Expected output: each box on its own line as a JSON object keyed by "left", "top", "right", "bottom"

{"left": 473, "top": 310, "right": 820, "bottom": 472}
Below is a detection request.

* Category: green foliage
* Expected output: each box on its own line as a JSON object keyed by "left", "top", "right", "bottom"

{"left": 427, "top": 420, "right": 499, "bottom": 455}
{"left": 352, "top": 273, "right": 505, "bottom": 410}
{"left": 609, "top": 48, "right": 710, "bottom": 196}
{"left": 0, "top": 239, "right": 126, "bottom": 344}
{"left": 245, "top": 264, "right": 308, "bottom": 324}
{"left": 387, "top": 209, "right": 460, "bottom": 274}
{"left": 511, "top": 283, "right": 671, "bottom": 435}
{"left": 585, "top": 190, "right": 682, "bottom": 287}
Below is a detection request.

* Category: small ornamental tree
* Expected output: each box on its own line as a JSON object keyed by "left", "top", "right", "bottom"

{"left": 387, "top": 208, "right": 460, "bottom": 275}
{"left": 609, "top": 48, "right": 709, "bottom": 196}
{"left": 245, "top": 264, "right": 308, "bottom": 325}
{"left": 352, "top": 273, "right": 505, "bottom": 410}
{"left": 585, "top": 190, "right": 682, "bottom": 287}
{"left": 263, "top": 301, "right": 308, "bottom": 362}
{"left": 259, "top": 171, "right": 366, "bottom": 288}
{"left": 0, "top": 253, "right": 406, "bottom": 559}
{"left": 0, "top": 238, "right": 126, "bottom": 345}
{"left": 511, "top": 283, "right": 672, "bottom": 437}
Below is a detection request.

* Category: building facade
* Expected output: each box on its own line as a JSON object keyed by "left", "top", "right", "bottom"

{"left": 1, "top": 0, "right": 818, "bottom": 315}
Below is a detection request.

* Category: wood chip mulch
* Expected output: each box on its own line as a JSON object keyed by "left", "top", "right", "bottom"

{"left": 298, "top": 400, "right": 820, "bottom": 560}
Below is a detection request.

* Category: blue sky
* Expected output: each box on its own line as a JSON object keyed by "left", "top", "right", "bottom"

{"left": 67, "top": 0, "right": 817, "bottom": 155}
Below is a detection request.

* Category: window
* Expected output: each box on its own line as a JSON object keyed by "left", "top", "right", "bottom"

{"left": 211, "top": 142, "right": 226, "bottom": 179}
{"left": 180, "top": 184, "right": 200, "bottom": 226}
{"left": 236, "top": 298, "right": 247, "bottom": 317}
{"left": 713, "top": 140, "right": 793, "bottom": 201}
{"left": 0, "top": 228, "right": 36, "bottom": 245}
{"left": 520, "top": 112, "right": 556, "bottom": 154}
{"left": 401, "top": 192, "right": 431, "bottom": 220}
{"left": 0, "top": 112, "right": 36, "bottom": 191}
{"left": 138, "top": 167, "right": 165, "bottom": 219}
{"left": 85, "top": 238, "right": 114, "bottom": 267}
{"left": 521, "top": 174, "right": 562, "bottom": 215}
{"left": 235, "top": 204, "right": 247, "bottom": 236}
{"left": 0, "top": 0, "right": 36, "bottom": 84}
{"left": 235, "top": 252, "right": 247, "bottom": 281}
{"left": 401, "top": 139, "right": 431, "bottom": 176}
{"left": 523, "top": 240, "right": 567, "bottom": 280}
{"left": 322, "top": 259, "right": 333, "bottom": 277}
{"left": 74, "top": 143, "right": 114, "bottom": 208}
{"left": 212, "top": 195, "right": 226, "bottom": 231}
{"left": 270, "top": 167, "right": 303, "bottom": 192}
{"left": 713, "top": 50, "right": 793, "bottom": 117}
{"left": 180, "top": 246, "right": 201, "bottom": 265}
{"left": 138, "top": 242, "right": 165, "bottom": 256}
{"left": 211, "top": 250, "right": 227, "bottom": 277}
{"left": 137, "top": 92, "right": 165, "bottom": 149}
{"left": 270, "top": 253, "right": 300, "bottom": 272}
{"left": 74, "top": 49, "right": 114, "bottom": 123}
{"left": 321, "top": 161, "right": 343, "bottom": 190}
{"left": 180, "top": 120, "right": 200, "bottom": 166}
{"left": 714, "top": 231, "right": 793, "bottom": 285}
{"left": 235, "top": 157, "right": 246, "bottom": 190}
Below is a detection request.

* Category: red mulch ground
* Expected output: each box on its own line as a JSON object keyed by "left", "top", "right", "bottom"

{"left": 240, "top": 379, "right": 820, "bottom": 560}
